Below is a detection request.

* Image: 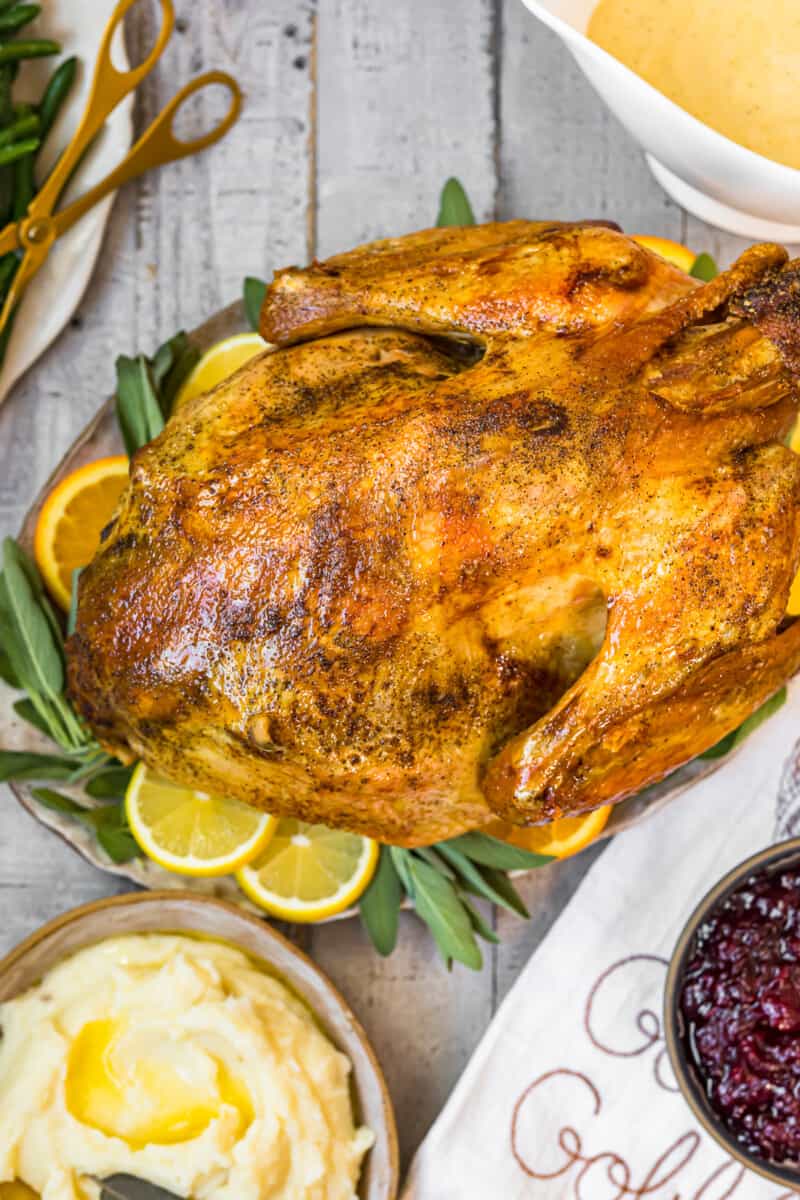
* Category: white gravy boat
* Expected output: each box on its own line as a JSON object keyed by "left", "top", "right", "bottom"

{"left": 520, "top": 0, "right": 800, "bottom": 241}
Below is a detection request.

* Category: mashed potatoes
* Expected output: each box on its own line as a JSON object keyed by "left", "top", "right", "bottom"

{"left": 0, "top": 935, "right": 373, "bottom": 1199}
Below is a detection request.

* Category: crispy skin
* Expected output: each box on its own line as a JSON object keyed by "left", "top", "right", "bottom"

{"left": 68, "top": 224, "right": 800, "bottom": 844}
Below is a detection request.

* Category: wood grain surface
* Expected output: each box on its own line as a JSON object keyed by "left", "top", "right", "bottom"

{"left": 0, "top": 0, "right": 794, "bottom": 1174}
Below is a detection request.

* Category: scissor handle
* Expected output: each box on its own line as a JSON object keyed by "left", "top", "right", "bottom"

{"left": 53, "top": 71, "right": 243, "bottom": 239}
{"left": 33, "top": 0, "right": 175, "bottom": 220}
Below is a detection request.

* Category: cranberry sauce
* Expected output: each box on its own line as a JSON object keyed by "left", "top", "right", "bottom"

{"left": 680, "top": 865, "right": 800, "bottom": 1166}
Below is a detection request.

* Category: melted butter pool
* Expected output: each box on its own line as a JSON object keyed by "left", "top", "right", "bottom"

{"left": 65, "top": 1018, "right": 253, "bottom": 1148}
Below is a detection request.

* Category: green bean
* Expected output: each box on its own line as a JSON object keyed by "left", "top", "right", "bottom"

{"left": 0, "top": 135, "right": 38, "bottom": 165}
{"left": 0, "top": 5, "right": 41, "bottom": 35}
{"left": 0, "top": 110, "right": 37, "bottom": 148}
{"left": 8, "top": 107, "right": 37, "bottom": 218}
{"left": 0, "top": 39, "right": 59, "bottom": 63}
{"left": 38, "top": 54, "right": 76, "bottom": 140}
{"left": 0, "top": 250, "right": 16, "bottom": 293}
{"left": 12, "top": 151, "right": 32, "bottom": 217}
{"left": 0, "top": 63, "right": 13, "bottom": 125}
{"left": 0, "top": 64, "right": 14, "bottom": 224}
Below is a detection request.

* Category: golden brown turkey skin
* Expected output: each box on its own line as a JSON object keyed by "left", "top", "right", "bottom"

{"left": 68, "top": 223, "right": 800, "bottom": 845}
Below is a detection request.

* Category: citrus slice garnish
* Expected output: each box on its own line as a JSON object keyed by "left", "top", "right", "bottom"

{"left": 483, "top": 805, "right": 612, "bottom": 859}
{"left": 33, "top": 455, "right": 129, "bottom": 610}
{"left": 175, "top": 331, "right": 268, "bottom": 408}
{"left": 125, "top": 763, "right": 276, "bottom": 877}
{"left": 632, "top": 235, "right": 696, "bottom": 274}
{"left": 788, "top": 422, "right": 800, "bottom": 615}
{"left": 236, "top": 819, "right": 379, "bottom": 922}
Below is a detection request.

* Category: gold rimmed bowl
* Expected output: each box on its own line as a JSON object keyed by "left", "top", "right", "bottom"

{"left": 664, "top": 839, "right": 800, "bottom": 1189}
{"left": 0, "top": 890, "right": 399, "bottom": 1200}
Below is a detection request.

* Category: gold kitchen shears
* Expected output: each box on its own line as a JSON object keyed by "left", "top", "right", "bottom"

{"left": 0, "top": 0, "right": 242, "bottom": 340}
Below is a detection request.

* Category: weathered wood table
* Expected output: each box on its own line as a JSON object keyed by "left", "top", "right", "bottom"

{"left": 0, "top": 0, "right": 776, "bottom": 1173}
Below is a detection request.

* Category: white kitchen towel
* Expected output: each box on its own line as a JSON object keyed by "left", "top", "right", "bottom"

{"left": 403, "top": 679, "right": 800, "bottom": 1200}
{"left": 0, "top": 0, "right": 133, "bottom": 403}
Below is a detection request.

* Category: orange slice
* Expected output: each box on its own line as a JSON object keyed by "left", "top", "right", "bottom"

{"left": 632, "top": 235, "right": 696, "bottom": 274}
{"left": 789, "top": 422, "right": 800, "bottom": 615}
{"left": 484, "top": 805, "right": 612, "bottom": 859}
{"left": 34, "top": 456, "right": 129, "bottom": 610}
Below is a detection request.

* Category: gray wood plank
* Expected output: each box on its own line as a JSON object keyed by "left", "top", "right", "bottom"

{"left": 314, "top": 0, "right": 497, "bottom": 257}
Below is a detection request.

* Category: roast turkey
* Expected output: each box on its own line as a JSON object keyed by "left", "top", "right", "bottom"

{"left": 68, "top": 222, "right": 800, "bottom": 846}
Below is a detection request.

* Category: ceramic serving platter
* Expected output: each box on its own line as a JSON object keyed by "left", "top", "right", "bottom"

{"left": 2, "top": 300, "right": 735, "bottom": 918}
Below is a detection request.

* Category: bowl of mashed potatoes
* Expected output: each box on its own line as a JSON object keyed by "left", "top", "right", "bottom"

{"left": 0, "top": 892, "right": 398, "bottom": 1200}
{"left": 519, "top": 0, "right": 800, "bottom": 241}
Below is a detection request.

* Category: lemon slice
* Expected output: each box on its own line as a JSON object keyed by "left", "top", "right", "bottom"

{"left": 125, "top": 763, "right": 277, "bottom": 877}
{"left": 236, "top": 819, "right": 379, "bottom": 922}
{"left": 175, "top": 331, "right": 268, "bottom": 408}
{"left": 34, "top": 455, "right": 130, "bottom": 610}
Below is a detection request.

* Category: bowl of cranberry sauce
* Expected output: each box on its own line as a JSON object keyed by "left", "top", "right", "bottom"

{"left": 665, "top": 840, "right": 800, "bottom": 1188}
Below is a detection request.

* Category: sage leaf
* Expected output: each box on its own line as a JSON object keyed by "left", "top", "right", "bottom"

{"left": 150, "top": 336, "right": 175, "bottom": 391}
{"left": 85, "top": 765, "right": 134, "bottom": 799}
{"left": 436, "top": 841, "right": 530, "bottom": 916}
{"left": 690, "top": 252, "right": 718, "bottom": 282}
{"left": 244, "top": 276, "right": 268, "bottom": 331}
{"left": 359, "top": 847, "right": 403, "bottom": 956}
{"left": 436, "top": 177, "right": 475, "bottom": 228}
{"left": 701, "top": 687, "right": 787, "bottom": 760}
{"left": 31, "top": 789, "right": 141, "bottom": 862}
{"left": 68, "top": 567, "right": 82, "bottom": 637}
{"left": 4, "top": 537, "right": 63, "bottom": 647}
{"left": 0, "top": 751, "right": 75, "bottom": 781}
{"left": 477, "top": 866, "right": 530, "bottom": 919}
{"left": 0, "top": 541, "right": 64, "bottom": 697}
{"left": 94, "top": 817, "right": 141, "bottom": 863}
{"left": 115, "top": 354, "right": 164, "bottom": 456}
{"left": 158, "top": 332, "right": 201, "bottom": 418}
{"left": 13, "top": 696, "right": 52, "bottom": 737}
{"left": 30, "top": 785, "right": 85, "bottom": 814}
{"left": 460, "top": 894, "right": 499, "bottom": 944}
{"left": 389, "top": 845, "right": 414, "bottom": 896}
{"left": 0, "top": 642, "right": 19, "bottom": 686}
{"left": 445, "top": 830, "right": 553, "bottom": 871}
{"left": 408, "top": 857, "right": 482, "bottom": 970}
{"left": 413, "top": 845, "right": 457, "bottom": 880}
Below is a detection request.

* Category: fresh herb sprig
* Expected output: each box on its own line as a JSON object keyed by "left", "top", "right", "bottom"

{"left": 0, "top": 533, "right": 140, "bottom": 860}
{"left": 115, "top": 330, "right": 200, "bottom": 455}
{"left": 360, "top": 834, "right": 553, "bottom": 969}
{"left": 0, "top": 534, "right": 137, "bottom": 775}
{"left": 32, "top": 785, "right": 138, "bottom": 863}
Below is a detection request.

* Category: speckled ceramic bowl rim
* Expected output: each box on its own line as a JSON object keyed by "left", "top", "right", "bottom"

{"left": 0, "top": 890, "right": 399, "bottom": 1200}
{"left": 664, "top": 837, "right": 800, "bottom": 1190}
